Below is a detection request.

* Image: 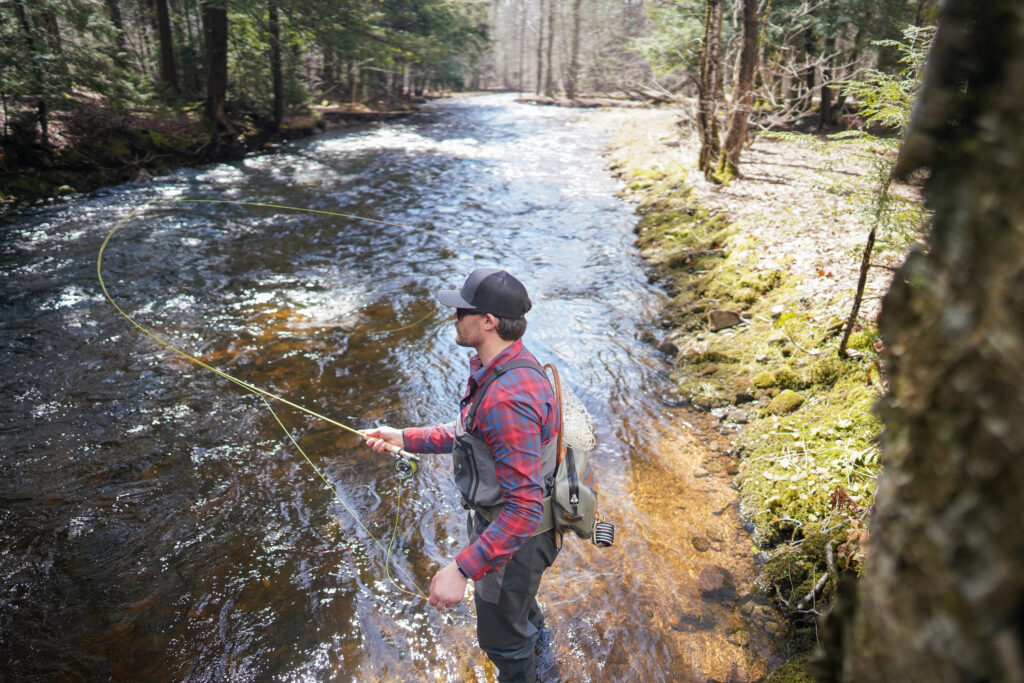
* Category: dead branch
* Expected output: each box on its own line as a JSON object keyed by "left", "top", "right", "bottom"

{"left": 796, "top": 540, "right": 835, "bottom": 611}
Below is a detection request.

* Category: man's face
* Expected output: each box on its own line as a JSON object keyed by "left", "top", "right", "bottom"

{"left": 454, "top": 309, "right": 486, "bottom": 348}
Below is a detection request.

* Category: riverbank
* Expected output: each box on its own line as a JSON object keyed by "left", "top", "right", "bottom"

{"left": 598, "top": 107, "right": 920, "bottom": 677}
{"left": 0, "top": 109, "right": 319, "bottom": 216}
{"left": 0, "top": 99, "right": 427, "bottom": 216}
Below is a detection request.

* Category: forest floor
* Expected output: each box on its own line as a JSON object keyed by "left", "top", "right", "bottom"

{"left": 594, "top": 106, "right": 923, "bottom": 680}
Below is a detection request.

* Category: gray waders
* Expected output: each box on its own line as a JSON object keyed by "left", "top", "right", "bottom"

{"left": 453, "top": 359, "right": 559, "bottom": 682}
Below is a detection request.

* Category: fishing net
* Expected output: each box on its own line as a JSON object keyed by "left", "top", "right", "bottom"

{"left": 548, "top": 367, "right": 596, "bottom": 452}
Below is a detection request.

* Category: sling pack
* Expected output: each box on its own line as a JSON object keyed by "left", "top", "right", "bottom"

{"left": 462, "top": 359, "right": 613, "bottom": 548}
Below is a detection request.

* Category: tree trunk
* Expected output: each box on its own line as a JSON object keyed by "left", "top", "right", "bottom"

{"left": 565, "top": 0, "right": 582, "bottom": 100}
{"left": 534, "top": 0, "right": 545, "bottom": 96}
{"left": 517, "top": 0, "right": 526, "bottom": 92}
{"left": 916, "top": 0, "right": 939, "bottom": 26}
{"left": 819, "top": 63, "right": 833, "bottom": 128}
{"left": 13, "top": 0, "right": 49, "bottom": 145}
{"left": 543, "top": 0, "right": 555, "bottom": 97}
{"left": 182, "top": 0, "right": 200, "bottom": 94}
{"left": 814, "top": 2, "right": 1024, "bottom": 680}
{"left": 105, "top": 0, "right": 128, "bottom": 53}
{"left": 696, "top": 0, "right": 723, "bottom": 180}
{"left": 155, "top": 0, "right": 179, "bottom": 95}
{"left": 717, "top": 0, "right": 758, "bottom": 178}
{"left": 202, "top": 2, "right": 232, "bottom": 144}
{"left": 268, "top": 0, "right": 283, "bottom": 132}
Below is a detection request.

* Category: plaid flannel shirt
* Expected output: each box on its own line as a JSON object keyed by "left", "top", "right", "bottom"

{"left": 402, "top": 339, "right": 558, "bottom": 580}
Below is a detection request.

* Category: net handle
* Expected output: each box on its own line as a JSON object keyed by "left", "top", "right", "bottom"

{"left": 544, "top": 363, "right": 565, "bottom": 466}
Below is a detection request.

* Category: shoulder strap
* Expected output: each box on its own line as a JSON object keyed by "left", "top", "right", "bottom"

{"left": 464, "top": 358, "right": 547, "bottom": 433}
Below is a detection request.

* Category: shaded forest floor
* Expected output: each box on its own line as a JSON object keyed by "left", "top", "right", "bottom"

{"left": 595, "top": 106, "right": 921, "bottom": 678}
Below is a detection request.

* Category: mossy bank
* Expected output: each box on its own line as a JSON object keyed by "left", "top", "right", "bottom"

{"left": 0, "top": 110, "right": 323, "bottom": 216}
{"left": 603, "top": 109, "right": 892, "bottom": 681}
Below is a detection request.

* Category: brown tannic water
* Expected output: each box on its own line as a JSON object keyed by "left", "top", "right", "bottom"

{"left": 0, "top": 94, "right": 784, "bottom": 681}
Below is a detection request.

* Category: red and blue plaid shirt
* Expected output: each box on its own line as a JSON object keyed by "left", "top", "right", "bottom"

{"left": 402, "top": 339, "right": 558, "bottom": 581}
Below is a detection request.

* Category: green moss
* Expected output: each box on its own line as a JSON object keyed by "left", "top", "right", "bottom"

{"left": 766, "top": 651, "right": 816, "bottom": 683}
{"left": 847, "top": 326, "right": 879, "bottom": 351}
{"left": 754, "top": 366, "right": 802, "bottom": 390}
{"left": 606, "top": 113, "right": 887, "bottom": 656}
{"left": 769, "top": 389, "right": 805, "bottom": 415}
{"left": 807, "top": 357, "right": 844, "bottom": 386}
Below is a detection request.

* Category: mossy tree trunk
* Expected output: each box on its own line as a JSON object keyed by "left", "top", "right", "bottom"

{"left": 696, "top": 0, "right": 723, "bottom": 181}
{"left": 815, "top": 2, "right": 1024, "bottom": 680}
{"left": 716, "top": 0, "right": 758, "bottom": 180}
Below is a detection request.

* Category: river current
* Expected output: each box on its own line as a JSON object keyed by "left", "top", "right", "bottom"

{"left": 0, "top": 94, "right": 783, "bottom": 681}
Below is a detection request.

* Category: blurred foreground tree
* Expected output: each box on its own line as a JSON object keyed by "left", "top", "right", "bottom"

{"left": 814, "top": 1, "right": 1024, "bottom": 679}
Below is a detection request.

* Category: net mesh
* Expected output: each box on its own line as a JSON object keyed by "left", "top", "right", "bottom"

{"left": 552, "top": 371, "right": 596, "bottom": 452}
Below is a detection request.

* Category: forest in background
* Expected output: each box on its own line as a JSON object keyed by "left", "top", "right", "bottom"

{"left": 0, "top": 0, "right": 939, "bottom": 151}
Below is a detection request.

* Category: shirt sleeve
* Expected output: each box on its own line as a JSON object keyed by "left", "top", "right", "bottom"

{"left": 455, "top": 382, "right": 549, "bottom": 580}
{"left": 402, "top": 422, "right": 455, "bottom": 454}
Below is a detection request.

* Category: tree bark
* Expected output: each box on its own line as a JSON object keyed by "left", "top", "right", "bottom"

{"left": 13, "top": 0, "right": 49, "bottom": 144}
{"left": 202, "top": 2, "right": 232, "bottom": 144}
{"left": 696, "top": 0, "right": 723, "bottom": 180}
{"left": 916, "top": 0, "right": 939, "bottom": 26}
{"left": 534, "top": 0, "right": 545, "bottom": 95}
{"left": 819, "top": 65, "right": 833, "bottom": 127}
{"left": 814, "top": 2, "right": 1024, "bottom": 680}
{"left": 517, "top": 0, "right": 526, "bottom": 92}
{"left": 565, "top": 0, "right": 583, "bottom": 99}
{"left": 268, "top": 0, "right": 283, "bottom": 132}
{"left": 717, "top": 0, "right": 759, "bottom": 178}
{"left": 543, "top": 0, "right": 556, "bottom": 97}
{"left": 105, "top": 0, "right": 129, "bottom": 54}
{"left": 155, "top": 0, "right": 179, "bottom": 95}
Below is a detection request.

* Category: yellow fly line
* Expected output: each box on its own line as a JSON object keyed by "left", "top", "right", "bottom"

{"left": 97, "top": 199, "right": 434, "bottom": 600}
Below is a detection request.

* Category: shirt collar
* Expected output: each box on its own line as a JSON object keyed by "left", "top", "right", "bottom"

{"left": 468, "top": 339, "right": 524, "bottom": 386}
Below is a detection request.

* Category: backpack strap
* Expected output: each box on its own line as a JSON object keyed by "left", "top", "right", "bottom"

{"left": 463, "top": 358, "right": 547, "bottom": 433}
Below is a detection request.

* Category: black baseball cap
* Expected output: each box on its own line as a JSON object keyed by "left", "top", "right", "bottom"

{"left": 437, "top": 268, "right": 532, "bottom": 319}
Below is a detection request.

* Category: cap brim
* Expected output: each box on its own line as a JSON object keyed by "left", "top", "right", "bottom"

{"left": 437, "top": 288, "right": 473, "bottom": 309}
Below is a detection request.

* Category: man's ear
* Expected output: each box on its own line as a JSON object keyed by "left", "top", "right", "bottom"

{"left": 482, "top": 313, "right": 499, "bottom": 331}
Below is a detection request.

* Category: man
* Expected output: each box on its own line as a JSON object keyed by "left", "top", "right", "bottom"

{"left": 363, "top": 267, "right": 560, "bottom": 682}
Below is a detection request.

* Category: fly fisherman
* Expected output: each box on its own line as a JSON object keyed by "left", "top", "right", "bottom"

{"left": 363, "top": 267, "right": 560, "bottom": 682}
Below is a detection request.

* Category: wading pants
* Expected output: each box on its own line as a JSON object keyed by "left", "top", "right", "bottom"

{"left": 470, "top": 514, "right": 559, "bottom": 683}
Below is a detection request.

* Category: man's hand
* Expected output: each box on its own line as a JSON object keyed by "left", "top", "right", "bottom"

{"left": 361, "top": 426, "right": 404, "bottom": 454}
{"left": 428, "top": 561, "right": 468, "bottom": 611}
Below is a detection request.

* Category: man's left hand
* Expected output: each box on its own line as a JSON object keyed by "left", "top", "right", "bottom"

{"left": 428, "top": 561, "right": 468, "bottom": 611}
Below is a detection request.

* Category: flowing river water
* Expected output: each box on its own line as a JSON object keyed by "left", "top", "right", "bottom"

{"left": 0, "top": 94, "right": 785, "bottom": 681}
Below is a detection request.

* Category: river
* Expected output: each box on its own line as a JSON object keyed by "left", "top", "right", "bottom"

{"left": 0, "top": 94, "right": 784, "bottom": 681}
